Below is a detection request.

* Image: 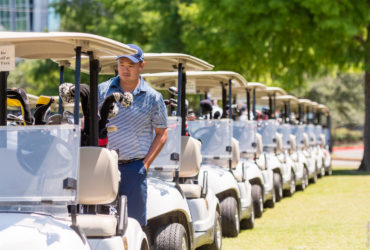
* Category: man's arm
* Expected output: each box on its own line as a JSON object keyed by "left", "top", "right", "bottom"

{"left": 142, "top": 127, "right": 168, "bottom": 171}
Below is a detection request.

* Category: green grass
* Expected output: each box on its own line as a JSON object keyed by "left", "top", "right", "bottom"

{"left": 223, "top": 165, "right": 370, "bottom": 250}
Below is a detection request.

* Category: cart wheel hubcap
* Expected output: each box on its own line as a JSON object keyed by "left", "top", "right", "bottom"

{"left": 181, "top": 235, "right": 187, "bottom": 250}
{"left": 216, "top": 218, "right": 222, "bottom": 248}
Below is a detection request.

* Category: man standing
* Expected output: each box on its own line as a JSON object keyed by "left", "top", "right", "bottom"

{"left": 98, "top": 44, "right": 168, "bottom": 226}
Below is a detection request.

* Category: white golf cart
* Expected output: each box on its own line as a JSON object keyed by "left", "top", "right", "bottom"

{"left": 62, "top": 53, "right": 222, "bottom": 249}
{"left": 0, "top": 32, "right": 148, "bottom": 250}
{"left": 297, "top": 99, "right": 319, "bottom": 183}
{"left": 275, "top": 95, "right": 306, "bottom": 192}
{"left": 318, "top": 104, "right": 332, "bottom": 175}
{"left": 233, "top": 82, "right": 275, "bottom": 217}
{"left": 143, "top": 71, "right": 254, "bottom": 237}
{"left": 255, "top": 87, "right": 293, "bottom": 202}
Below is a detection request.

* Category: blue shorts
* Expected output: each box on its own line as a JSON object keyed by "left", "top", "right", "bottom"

{"left": 118, "top": 160, "right": 147, "bottom": 226}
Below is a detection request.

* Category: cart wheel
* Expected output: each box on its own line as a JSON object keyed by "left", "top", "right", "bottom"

{"left": 310, "top": 170, "right": 318, "bottom": 184}
{"left": 273, "top": 173, "right": 283, "bottom": 202}
{"left": 240, "top": 205, "right": 254, "bottom": 230}
{"left": 154, "top": 223, "right": 188, "bottom": 250}
{"left": 251, "top": 184, "right": 263, "bottom": 218}
{"left": 298, "top": 167, "right": 308, "bottom": 191}
{"left": 320, "top": 166, "right": 326, "bottom": 178}
{"left": 220, "top": 196, "right": 240, "bottom": 237}
{"left": 284, "top": 171, "right": 296, "bottom": 197}
{"left": 264, "top": 186, "right": 275, "bottom": 208}
{"left": 198, "top": 211, "right": 222, "bottom": 250}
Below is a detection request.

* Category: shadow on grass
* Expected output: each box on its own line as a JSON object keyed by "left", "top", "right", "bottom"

{"left": 332, "top": 169, "right": 370, "bottom": 176}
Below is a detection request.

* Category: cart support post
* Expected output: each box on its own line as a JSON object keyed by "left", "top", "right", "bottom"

{"left": 58, "top": 66, "right": 64, "bottom": 115}
{"left": 0, "top": 71, "right": 8, "bottom": 126}
{"left": 88, "top": 52, "right": 100, "bottom": 146}
{"left": 74, "top": 47, "right": 82, "bottom": 126}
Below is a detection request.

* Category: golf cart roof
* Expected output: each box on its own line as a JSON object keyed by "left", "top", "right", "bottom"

{"left": 0, "top": 32, "right": 136, "bottom": 59}
{"left": 298, "top": 99, "right": 312, "bottom": 106}
{"left": 254, "top": 86, "right": 287, "bottom": 100}
{"left": 247, "top": 82, "right": 267, "bottom": 90}
{"left": 318, "top": 104, "right": 329, "bottom": 113}
{"left": 275, "top": 95, "right": 299, "bottom": 103}
{"left": 55, "top": 53, "right": 214, "bottom": 74}
{"left": 142, "top": 71, "right": 247, "bottom": 91}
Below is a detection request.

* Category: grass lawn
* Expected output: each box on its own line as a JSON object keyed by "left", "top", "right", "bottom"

{"left": 223, "top": 165, "right": 370, "bottom": 250}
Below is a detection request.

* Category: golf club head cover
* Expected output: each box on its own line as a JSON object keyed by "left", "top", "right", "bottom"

{"left": 34, "top": 96, "right": 55, "bottom": 125}
{"left": 7, "top": 88, "right": 33, "bottom": 125}
{"left": 59, "top": 82, "right": 90, "bottom": 146}
{"left": 98, "top": 92, "right": 133, "bottom": 147}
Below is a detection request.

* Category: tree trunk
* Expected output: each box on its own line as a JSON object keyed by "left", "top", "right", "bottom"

{"left": 359, "top": 24, "right": 370, "bottom": 171}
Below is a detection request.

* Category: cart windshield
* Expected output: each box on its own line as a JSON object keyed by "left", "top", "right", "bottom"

{"left": 292, "top": 125, "right": 305, "bottom": 149}
{"left": 149, "top": 117, "right": 181, "bottom": 181}
{"left": 304, "top": 124, "right": 316, "bottom": 146}
{"left": 188, "top": 119, "right": 232, "bottom": 161}
{"left": 233, "top": 120, "right": 257, "bottom": 155}
{"left": 258, "top": 119, "right": 278, "bottom": 148}
{"left": 278, "top": 124, "right": 291, "bottom": 149}
{"left": 0, "top": 125, "right": 80, "bottom": 215}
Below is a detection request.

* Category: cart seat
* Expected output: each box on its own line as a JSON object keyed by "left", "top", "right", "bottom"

{"left": 77, "top": 147, "right": 120, "bottom": 237}
{"left": 179, "top": 136, "right": 202, "bottom": 178}
{"left": 275, "top": 133, "right": 283, "bottom": 154}
{"left": 77, "top": 214, "right": 117, "bottom": 237}
{"left": 289, "top": 134, "right": 296, "bottom": 154}
{"left": 179, "top": 183, "right": 202, "bottom": 199}
{"left": 256, "top": 133, "right": 263, "bottom": 158}
{"left": 303, "top": 133, "right": 309, "bottom": 149}
{"left": 320, "top": 134, "right": 326, "bottom": 148}
{"left": 231, "top": 138, "right": 241, "bottom": 168}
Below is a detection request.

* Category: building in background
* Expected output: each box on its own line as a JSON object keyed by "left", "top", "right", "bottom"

{"left": 0, "top": 0, "right": 60, "bottom": 31}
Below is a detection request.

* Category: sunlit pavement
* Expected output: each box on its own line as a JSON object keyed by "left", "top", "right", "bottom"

{"left": 332, "top": 146, "right": 363, "bottom": 167}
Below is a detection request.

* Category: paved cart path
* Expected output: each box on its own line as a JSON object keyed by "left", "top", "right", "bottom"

{"left": 332, "top": 146, "right": 363, "bottom": 167}
{"left": 222, "top": 164, "right": 370, "bottom": 250}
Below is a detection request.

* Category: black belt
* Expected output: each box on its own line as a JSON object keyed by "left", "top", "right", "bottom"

{"left": 118, "top": 158, "right": 143, "bottom": 165}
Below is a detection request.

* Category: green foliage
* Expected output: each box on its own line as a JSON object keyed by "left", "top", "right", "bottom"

{"left": 292, "top": 73, "right": 365, "bottom": 128}
{"left": 333, "top": 127, "right": 363, "bottom": 144}
{"left": 179, "top": 0, "right": 370, "bottom": 91}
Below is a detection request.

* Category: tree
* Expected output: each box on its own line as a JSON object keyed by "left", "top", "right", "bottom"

{"left": 179, "top": 0, "right": 370, "bottom": 170}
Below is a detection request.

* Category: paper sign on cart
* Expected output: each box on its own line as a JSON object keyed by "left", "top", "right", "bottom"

{"left": 0, "top": 45, "right": 15, "bottom": 71}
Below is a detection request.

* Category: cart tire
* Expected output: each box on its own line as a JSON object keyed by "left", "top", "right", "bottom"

{"left": 297, "top": 167, "right": 308, "bottom": 191}
{"left": 198, "top": 211, "right": 222, "bottom": 250}
{"left": 264, "top": 186, "right": 275, "bottom": 208}
{"left": 310, "top": 170, "right": 318, "bottom": 184}
{"left": 154, "top": 223, "right": 189, "bottom": 250}
{"left": 251, "top": 184, "right": 263, "bottom": 218}
{"left": 220, "top": 196, "right": 240, "bottom": 237}
{"left": 240, "top": 205, "right": 254, "bottom": 229}
{"left": 284, "top": 171, "right": 295, "bottom": 197}
{"left": 273, "top": 173, "right": 283, "bottom": 202}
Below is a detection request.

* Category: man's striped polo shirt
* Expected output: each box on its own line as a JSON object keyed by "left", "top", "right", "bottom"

{"left": 98, "top": 75, "right": 168, "bottom": 160}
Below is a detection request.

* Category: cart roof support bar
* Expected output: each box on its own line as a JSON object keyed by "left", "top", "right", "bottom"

{"left": 246, "top": 89, "right": 251, "bottom": 121}
{"left": 74, "top": 47, "right": 82, "bottom": 125}
{"left": 58, "top": 66, "right": 64, "bottom": 115}
{"left": 88, "top": 52, "right": 100, "bottom": 146}
{"left": 0, "top": 71, "right": 8, "bottom": 126}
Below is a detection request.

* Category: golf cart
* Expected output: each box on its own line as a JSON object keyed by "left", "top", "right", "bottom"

{"left": 233, "top": 82, "right": 275, "bottom": 217}
{"left": 296, "top": 99, "right": 319, "bottom": 183}
{"left": 275, "top": 95, "right": 307, "bottom": 192}
{"left": 255, "top": 86, "right": 293, "bottom": 202}
{"left": 60, "top": 53, "right": 222, "bottom": 249}
{"left": 143, "top": 71, "right": 255, "bottom": 237}
{"left": 318, "top": 104, "right": 332, "bottom": 175}
{"left": 0, "top": 32, "right": 148, "bottom": 250}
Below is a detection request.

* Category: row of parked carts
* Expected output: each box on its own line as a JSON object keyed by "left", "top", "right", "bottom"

{"left": 0, "top": 32, "right": 331, "bottom": 250}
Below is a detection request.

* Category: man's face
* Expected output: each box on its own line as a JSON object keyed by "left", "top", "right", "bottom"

{"left": 117, "top": 57, "right": 145, "bottom": 83}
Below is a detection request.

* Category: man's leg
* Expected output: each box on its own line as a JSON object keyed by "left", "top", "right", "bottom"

{"left": 118, "top": 160, "right": 147, "bottom": 226}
